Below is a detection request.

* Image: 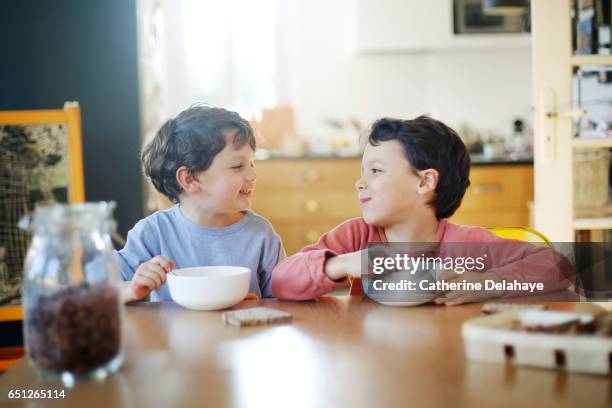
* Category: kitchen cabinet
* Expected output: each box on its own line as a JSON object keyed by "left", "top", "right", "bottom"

{"left": 253, "top": 159, "right": 533, "bottom": 254}
{"left": 252, "top": 159, "right": 362, "bottom": 255}
{"left": 355, "top": 0, "right": 530, "bottom": 53}
{"left": 356, "top": 0, "right": 451, "bottom": 52}
{"left": 451, "top": 164, "right": 533, "bottom": 227}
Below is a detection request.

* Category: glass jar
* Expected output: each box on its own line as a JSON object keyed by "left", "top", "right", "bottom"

{"left": 21, "top": 202, "right": 123, "bottom": 385}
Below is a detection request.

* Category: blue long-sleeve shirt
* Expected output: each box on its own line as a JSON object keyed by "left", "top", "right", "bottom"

{"left": 114, "top": 205, "right": 285, "bottom": 301}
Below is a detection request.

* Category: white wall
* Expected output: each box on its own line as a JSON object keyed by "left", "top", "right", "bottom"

{"left": 284, "top": 0, "right": 533, "bottom": 140}
{"left": 156, "top": 0, "right": 533, "bottom": 141}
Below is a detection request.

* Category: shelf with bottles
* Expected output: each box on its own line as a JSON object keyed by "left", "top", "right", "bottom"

{"left": 572, "top": 0, "right": 611, "bottom": 59}
{"left": 572, "top": 62, "right": 612, "bottom": 147}
{"left": 571, "top": 1, "right": 612, "bottom": 235}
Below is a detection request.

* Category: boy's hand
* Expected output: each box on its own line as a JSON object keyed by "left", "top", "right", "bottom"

{"left": 127, "top": 256, "right": 175, "bottom": 303}
{"left": 243, "top": 292, "right": 259, "bottom": 301}
{"left": 325, "top": 251, "right": 363, "bottom": 280}
{"left": 434, "top": 270, "right": 504, "bottom": 306}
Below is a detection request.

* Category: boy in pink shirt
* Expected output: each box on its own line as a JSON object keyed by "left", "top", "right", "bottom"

{"left": 271, "top": 116, "right": 572, "bottom": 303}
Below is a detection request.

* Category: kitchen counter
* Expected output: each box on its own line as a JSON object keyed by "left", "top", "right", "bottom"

{"left": 255, "top": 150, "right": 533, "bottom": 166}
{"left": 1, "top": 296, "right": 608, "bottom": 407}
{"left": 470, "top": 153, "right": 533, "bottom": 166}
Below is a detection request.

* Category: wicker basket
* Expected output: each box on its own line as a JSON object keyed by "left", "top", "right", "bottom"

{"left": 574, "top": 149, "right": 610, "bottom": 210}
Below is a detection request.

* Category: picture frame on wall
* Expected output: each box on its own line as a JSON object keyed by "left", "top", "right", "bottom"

{"left": 0, "top": 102, "right": 85, "bottom": 310}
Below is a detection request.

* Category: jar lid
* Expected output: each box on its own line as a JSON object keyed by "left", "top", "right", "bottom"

{"left": 21, "top": 202, "right": 117, "bottom": 233}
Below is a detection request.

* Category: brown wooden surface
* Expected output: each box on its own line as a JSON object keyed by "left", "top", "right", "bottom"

{"left": 252, "top": 159, "right": 363, "bottom": 255}
{"left": 0, "top": 348, "right": 24, "bottom": 372}
{"left": 0, "top": 297, "right": 609, "bottom": 407}
{"left": 451, "top": 165, "right": 534, "bottom": 227}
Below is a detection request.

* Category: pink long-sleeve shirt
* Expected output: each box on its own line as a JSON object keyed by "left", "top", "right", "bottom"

{"left": 271, "top": 218, "right": 573, "bottom": 300}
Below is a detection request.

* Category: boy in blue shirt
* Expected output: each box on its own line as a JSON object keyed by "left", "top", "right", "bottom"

{"left": 117, "top": 105, "right": 285, "bottom": 302}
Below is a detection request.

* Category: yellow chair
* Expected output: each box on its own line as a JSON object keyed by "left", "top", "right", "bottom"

{"left": 487, "top": 226, "right": 552, "bottom": 246}
{"left": 0, "top": 102, "right": 85, "bottom": 372}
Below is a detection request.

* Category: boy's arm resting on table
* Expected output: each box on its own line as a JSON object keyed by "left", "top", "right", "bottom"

{"left": 271, "top": 250, "right": 342, "bottom": 300}
{"left": 271, "top": 219, "right": 364, "bottom": 300}
{"left": 481, "top": 235, "right": 575, "bottom": 297}
{"left": 489, "top": 245, "right": 575, "bottom": 297}
{"left": 438, "top": 228, "right": 575, "bottom": 304}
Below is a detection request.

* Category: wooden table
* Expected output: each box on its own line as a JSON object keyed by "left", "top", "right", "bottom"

{"left": 0, "top": 297, "right": 610, "bottom": 407}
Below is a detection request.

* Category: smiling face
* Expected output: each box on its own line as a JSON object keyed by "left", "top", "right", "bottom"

{"left": 356, "top": 140, "right": 436, "bottom": 227}
{"left": 186, "top": 130, "right": 256, "bottom": 216}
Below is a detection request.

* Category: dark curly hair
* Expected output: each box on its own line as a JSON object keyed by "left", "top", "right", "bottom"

{"left": 368, "top": 116, "right": 471, "bottom": 219}
{"left": 142, "top": 105, "right": 255, "bottom": 203}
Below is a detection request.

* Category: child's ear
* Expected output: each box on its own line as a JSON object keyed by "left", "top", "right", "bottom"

{"left": 416, "top": 169, "right": 439, "bottom": 195}
{"left": 176, "top": 166, "right": 199, "bottom": 193}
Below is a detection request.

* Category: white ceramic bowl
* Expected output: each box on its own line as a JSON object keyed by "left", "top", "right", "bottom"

{"left": 167, "top": 266, "right": 250, "bottom": 311}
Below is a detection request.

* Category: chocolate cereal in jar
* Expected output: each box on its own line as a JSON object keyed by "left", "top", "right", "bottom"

{"left": 21, "top": 202, "right": 124, "bottom": 384}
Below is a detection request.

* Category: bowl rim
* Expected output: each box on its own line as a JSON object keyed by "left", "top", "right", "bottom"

{"left": 169, "top": 265, "right": 251, "bottom": 279}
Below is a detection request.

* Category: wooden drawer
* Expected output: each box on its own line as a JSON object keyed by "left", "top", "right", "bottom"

{"left": 452, "top": 165, "right": 533, "bottom": 227}
{"left": 252, "top": 191, "right": 361, "bottom": 222}
{"left": 254, "top": 159, "right": 361, "bottom": 192}
{"left": 450, "top": 210, "right": 530, "bottom": 228}
{"left": 273, "top": 221, "right": 348, "bottom": 255}
{"left": 459, "top": 165, "right": 533, "bottom": 211}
